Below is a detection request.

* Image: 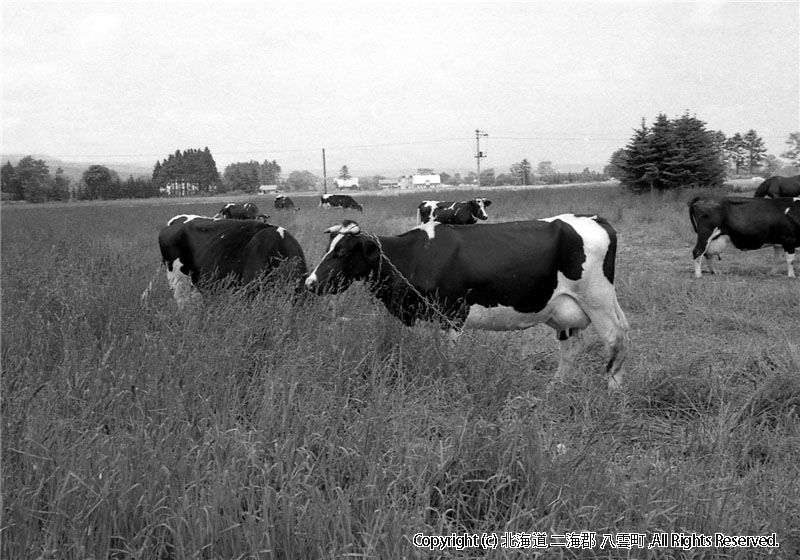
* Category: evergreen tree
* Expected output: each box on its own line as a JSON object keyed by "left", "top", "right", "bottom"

{"left": 725, "top": 133, "right": 746, "bottom": 175}
{"left": 338, "top": 165, "right": 351, "bottom": 180}
{"left": 152, "top": 147, "right": 220, "bottom": 194}
{"left": 781, "top": 132, "right": 800, "bottom": 167}
{"left": 259, "top": 160, "right": 281, "bottom": 185}
{"left": 510, "top": 159, "right": 532, "bottom": 185}
{"left": 741, "top": 129, "right": 767, "bottom": 174}
{"left": 619, "top": 113, "right": 724, "bottom": 192}
{"left": 620, "top": 119, "right": 658, "bottom": 193}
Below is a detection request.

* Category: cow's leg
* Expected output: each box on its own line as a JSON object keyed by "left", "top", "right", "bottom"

{"left": 166, "top": 258, "right": 198, "bottom": 309}
{"left": 580, "top": 288, "right": 629, "bottom": 390}
{"left": 554, "top": 329, "right": 582, "bottom": 381}
{"left": 785, "top": 249, "right": 796, "bottom": 278}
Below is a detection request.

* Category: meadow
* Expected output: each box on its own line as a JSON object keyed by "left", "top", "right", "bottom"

{"left": 2, "top": 184, "right": 799, "bottom": 559}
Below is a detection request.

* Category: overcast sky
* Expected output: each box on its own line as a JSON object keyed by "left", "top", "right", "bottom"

{"left": 2, "top": 1, "right": 798, "bottom": 175}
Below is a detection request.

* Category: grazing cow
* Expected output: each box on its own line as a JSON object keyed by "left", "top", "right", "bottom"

{"left": 305, "top": 216, "right": 629, "bottom": 389}
{"left": 753, "top": 175, "right": 800, "bottom": 198}
{"left": 689, "top": 196, "right": 800, "bottom": 278}
{"left": 215, "top": 202, "right": 261, "bottom": 220}
{"left": 319, "top": 193, "right": 363, "bottom": 212}
{"left": 159, "top": 214, "right": 307, "bottom": 308}
{"left": 274, "top": 194, "right": 298, "bottom": 211}
{"left": 417, "top": 198, "right": 492, "bottom": 225}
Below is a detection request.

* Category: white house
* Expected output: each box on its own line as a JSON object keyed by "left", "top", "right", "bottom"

{"left": 335, "top": 177, "right": 360, "bottom": 190}
{"left": 258, "top": 184, "right": 279, "bottom": 195}
{"left": 412, "top": 174, "right": 441, "bottom": 189}
{"left": 162, "top": 181, "right": 200, "bottom": 196}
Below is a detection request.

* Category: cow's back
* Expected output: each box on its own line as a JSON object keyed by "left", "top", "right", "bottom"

{"left": 240, "top": 227, "right": 307, "bottom": 284}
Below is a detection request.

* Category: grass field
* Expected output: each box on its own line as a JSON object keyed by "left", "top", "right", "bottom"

{"left": 2, "top": 184, "right": 799, "bottom": 559}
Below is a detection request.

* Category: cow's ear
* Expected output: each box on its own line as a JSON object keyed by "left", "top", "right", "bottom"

{"left": 484, "top": 200, "right": 492, "bottom": 207}
{"left": 362, "top": 239, "right": 381, "bottom": 262}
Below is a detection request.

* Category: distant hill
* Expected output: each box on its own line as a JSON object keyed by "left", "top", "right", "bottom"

{"left": 1, "top": 153, "right": 153, "bottom": 181}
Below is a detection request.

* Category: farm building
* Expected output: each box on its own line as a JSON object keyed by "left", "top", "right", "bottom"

{"left": 258, "top": 184, "right": 279, "bottom": 195}
{"left": 335, "top": 177, "right": 360, "bottom": 190}
{"left": 397, "top": 174, "right": 441, "bottom": 189}
{"left": 378, "top": 178, "right": 399, "bottom": 189}
{"left": 161, "top": 181, "right": 200, "bottom": 196}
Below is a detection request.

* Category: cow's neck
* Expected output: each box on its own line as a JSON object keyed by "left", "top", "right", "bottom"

{"left": 365, "top": 235, "right": 428, "bottom": 325}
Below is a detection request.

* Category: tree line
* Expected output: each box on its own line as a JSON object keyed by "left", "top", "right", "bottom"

{"left": 4, "top": 124, "right": 799, "bottom": 203}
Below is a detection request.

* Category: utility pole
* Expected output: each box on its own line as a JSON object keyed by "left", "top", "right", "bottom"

{"left": 322, "top": 148, "right": 327, "bottom": 194}
{"left": 475, "top": 129, "right": 488, "bottom": 188}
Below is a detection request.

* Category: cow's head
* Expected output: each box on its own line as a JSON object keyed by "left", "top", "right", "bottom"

{"left": 471, "top": 198, "right": 491, "bottom": 220}
{"left": 305, "top": 220, "right": 381, "bottom": 294}
{"left": 213, "top": 203, "right": 234, "bottom": 219}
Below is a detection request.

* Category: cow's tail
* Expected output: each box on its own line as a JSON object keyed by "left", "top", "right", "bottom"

{"left": 416, "top": 207, "right": 422, "bottom": 224}
{"left": 687, "top": 196, "right": 702, "bottom": 232}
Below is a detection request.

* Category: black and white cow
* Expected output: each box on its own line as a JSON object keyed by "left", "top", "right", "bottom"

{"left": 305, "top": 216, "right": 629, "bottom": 389}
{"left": 215, "top": 202, "right": 267, "bottom": 221}
{"left": 753, "top": 175, "right": 800, "bottom": 198}
{"left": 689, "top": 196, "right": 800, "bottom": 278}
{"left": 319, "top": 193, "right": 363, "bottom": 212}
{"left": 159, "top": 214, "right": 307, "bottom": 307}
{"left": 274, "top": 195, "right": 298, "bottom": 211}
{"left": 417, "top": 198, "right": 491, "bottom": 225}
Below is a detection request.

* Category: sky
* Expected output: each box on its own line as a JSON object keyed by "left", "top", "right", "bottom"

{"left": 2, "top": 1, "right": 799, "bottom": 176}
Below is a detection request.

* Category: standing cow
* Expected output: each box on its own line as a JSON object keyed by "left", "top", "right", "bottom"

{"left": 159, "top": 214, "right": 307, "bottom": 308}
{"left": 417, "top": 198, "right": 492, "bottom": 225}
{"left": 274, "top": 194, "right": 298, "bottom": 211}
{"left": 689, "top": 196, "right": 800, "bottom": 278}
{"left": 305, "top": 216, "right": 629, "bottom": 389}
{"left": 753, "top": 175, "right": 800, "bottom": 198}
{"left": 319, "top": 193, "right": 363, "bottom": 212}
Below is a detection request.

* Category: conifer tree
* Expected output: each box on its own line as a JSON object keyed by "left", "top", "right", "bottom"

{"left": 741, "top": 129, "right": 767, "bottom": 174}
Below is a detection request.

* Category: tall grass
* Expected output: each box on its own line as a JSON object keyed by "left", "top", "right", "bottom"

{"left": 2, "top": 186, "right": 799, "bottom": 559}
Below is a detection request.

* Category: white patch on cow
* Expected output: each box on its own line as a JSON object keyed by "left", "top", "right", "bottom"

{"left": 306, "top": 233, "right": 346, "bottom": 288}
{"left": 167, "top": 214, "right": 205, "bottom": 226}
{"left": 465, "top": 293, "right": 590, "bottom": 332}
{"left": 417, "top": 200, "right": 439, "bottom": 224}
{"left": 473, "top": 198, "right": 489, "bottom": 220}
{"left": 276, "top": 227, "right": 285, "bottom": 238}
{"left": 166, "top": 257, "right": 198, "bottom": 309}
{"left": 540, "top": 214, "right": 608, "bottom": 278}
{"left": 412, "top": 221, "right": 437, "bottom": 240}
{"left": 694, "top": 227, "right": 729, "bottom": 277}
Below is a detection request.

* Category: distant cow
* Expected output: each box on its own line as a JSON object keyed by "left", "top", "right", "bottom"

{"left": 319, "top": 193, "right": 363, "bottom": 212}
{"left": 274, "top": 195, "right": 298, "bottom": 211}
{"left": 159, "top": 214, "right": 307, "bottom": 307}
{"left": 689, "top": 196, "right": 800, "bottom": 278}
{"left": 215, "top": 202, "right": 264, "bottom": 220}
{"left": 417, "top": 198, "right": 492, "bottom": 225}
{"left": 305, "top": 216, "right": 629, "bottom": 389}
{"left": 754, "top": 175, "right": 800, "bottom": 198}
